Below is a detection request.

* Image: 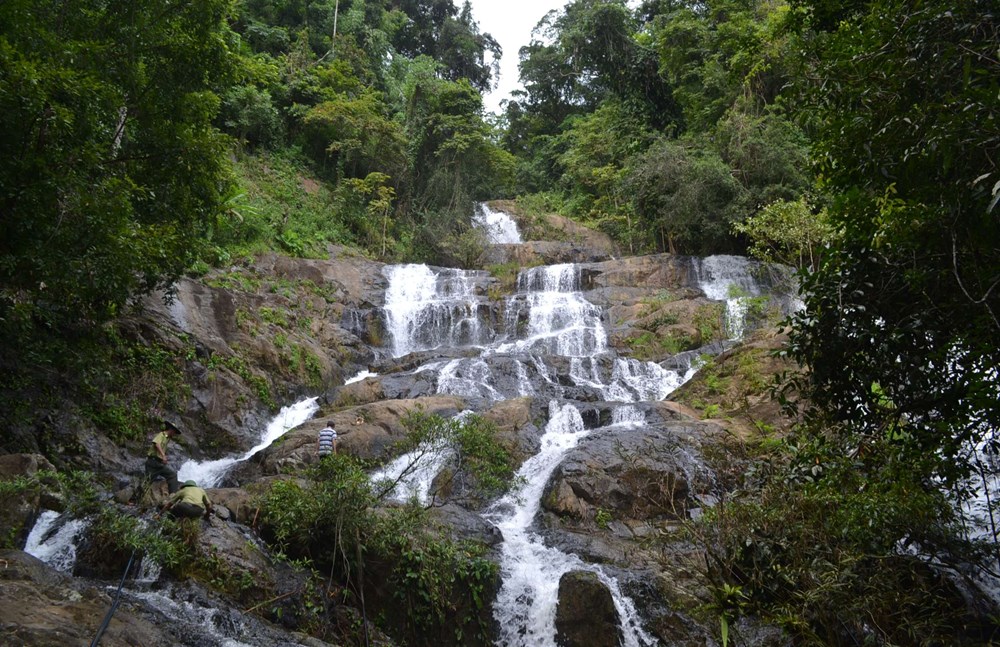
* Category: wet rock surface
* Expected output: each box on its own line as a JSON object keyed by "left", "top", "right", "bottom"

{"left": 554, "top": 570, "right": 623, "bottom": 647}
{"left": 10, "top": 205, "right": 810, "bottom": 646}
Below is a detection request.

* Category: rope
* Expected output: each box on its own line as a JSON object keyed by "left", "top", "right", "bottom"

{"left": 89, "top": 548, "right": 136, "bottom": 647}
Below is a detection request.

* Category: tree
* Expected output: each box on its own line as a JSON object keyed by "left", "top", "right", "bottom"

{"left": 656, "top": 0, "right": 795, "bottom": 133}
{"left": 402, "top": 64, "right": 515, "bottom": 264}
{"left": 390, "top": 0, "right": 500, "bottom": 93}
{"left": 300, "top": 89, "right": 407, "bottom": 182}
{"left": 732, "top": 196, "right": 833, "bottom": 270}
{"left": 628, "top": 136, "right": 748, "bottom": 254}
{"left": 786, "top": 0, "right": 1000, "bottom": 481}
{"left": 0, "top": 0, "right": 236, "bottom": 328}
{"left": 555, "top": 101, "right": 655, "bottom": 251}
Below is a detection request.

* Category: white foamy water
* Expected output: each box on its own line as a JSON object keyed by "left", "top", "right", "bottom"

{"left": 693, "top": 255, "right": 801, "bottom": 339}
{"left": 345, "top": 369, "right": 377, "bottom": 384}
{"left": 473, "top": 203, "right": 522, "bottom": 244}
{"left": 125, "top": 587, "right": 255, "bottom": 647}
{"left": 383, "top": 264, "right": 492, "bottom": 357}
{"left": 487, "top": 402, "right": 656, "bottom": 647}
{"left": 436, "top": 358, "right": 504, "bottom": 400}
{"left": 177, "top": 397, "right": 319, "bottom": 487}
{"left": 370, "top": 440, "right": 455, "bottom": 505}
{"left": 496, "top": 264, "right": 607, "bottom": 357}
{"left": 24, "top": 510, "right": 89, "bottom": 572}
{"left": 374, "top": 254, "right": 786, "bottom": 642}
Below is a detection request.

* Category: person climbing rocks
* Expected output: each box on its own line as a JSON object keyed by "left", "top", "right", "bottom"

{"left": 318, "top": 420, "right": 337, "bottom": 458}
{"left": 162, "top": 480, "right": 213, "bottom": 520}
{"left": 145, "top": 421, "right": 180, "bottom": 493}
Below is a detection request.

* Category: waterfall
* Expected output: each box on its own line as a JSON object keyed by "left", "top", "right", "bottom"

{"left": 487, "top": 402, "right": 657, "bottom": 647}
{"left": 346, "top": 369, "right": 377, "bottom": 384}
{"left": 692, "top": 254, "right": 797, "bottom": 339}
{"left": 375, "top": 253, "right": 783, "bottom": 643}
{"left": 122, "top": 587, "right": 256, "bottom": 647}
{"left": 383, "top": 264, "right": 493, "bottom": 358}
{"left": 497, "top": 264, "right": 607, "bottom": 357}
{"left": 473, "top": 203, "right": 523, "bottom": 244}
{"left": 177, "top": 397, "right": 319, "bottom": 487}
{"left": 24, "top": 510, "right": 88, "bottom": 572}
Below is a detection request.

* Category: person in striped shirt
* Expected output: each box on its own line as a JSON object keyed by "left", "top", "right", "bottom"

{"left": 318, "top": 421, "right": 337, "bottom": 458}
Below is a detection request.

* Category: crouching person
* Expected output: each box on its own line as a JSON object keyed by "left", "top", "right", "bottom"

{"left": 162, "top": 480, "right": 213, "bottom": 520}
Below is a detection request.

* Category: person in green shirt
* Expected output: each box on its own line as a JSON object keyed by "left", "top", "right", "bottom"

{"left": 145, "top": 422, "right": 180, "bottom": 493}
{"left": 163, "top": 480, "right": 213, "bottom": 520}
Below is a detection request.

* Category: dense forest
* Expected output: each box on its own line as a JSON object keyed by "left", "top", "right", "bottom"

{"left": 2, "top": 0, "right": 999, "bottom": 644}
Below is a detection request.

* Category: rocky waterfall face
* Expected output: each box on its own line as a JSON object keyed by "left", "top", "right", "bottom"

{"left": 363, "top": 206, "right": 799, "bottom": 645}
{"left": 10, "top": 203, "right": 804, "bottom": 647}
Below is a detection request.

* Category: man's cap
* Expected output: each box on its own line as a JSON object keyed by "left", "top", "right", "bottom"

{"left": 183, "top": 480, "right": 197, "bottom": 487}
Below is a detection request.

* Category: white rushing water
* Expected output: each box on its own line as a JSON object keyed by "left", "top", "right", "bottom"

{"left": 497, "top": 264, "right": 607, "bottom": 357}
{"left": 345, "top": 369, "right": 378, "bottom": 384}
{"left": 473, "top": 203, "right": 523, "bottom": 244}
{"left": 693, "top": 254, "right": 801, "bottom": 339}
{"left": 178, "top": 397, "right": 319, "bottom": 487}
{"left": 487, "top": 403, "right": 657, "bottom": 647}
{"left": 383, "top": 264, "right": 492, "bottom": 357}
{"left": 374, "top": 252, "right": 789, "bottom": 643}
{"left": 24, "top": 510, "right": 89, "bottom": 572}
{"left": 125, "top": 587, "right": 256, "bottom": 647}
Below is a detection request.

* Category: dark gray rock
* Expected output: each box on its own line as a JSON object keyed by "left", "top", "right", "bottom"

{"left": 554, "top": 570, "right": 623, "bottom": 647}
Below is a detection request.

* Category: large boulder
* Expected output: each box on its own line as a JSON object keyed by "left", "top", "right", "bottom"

{"left": 0, "top": 549, "right": 177, "bottom": 647}
{"left": 542, "top": 418, "right": 724, "bottom": 529}
{"left": 554, "top": 570, "right": 622, "bottom": 647}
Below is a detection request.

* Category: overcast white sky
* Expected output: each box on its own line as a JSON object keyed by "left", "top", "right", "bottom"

{"left": 466, "top": 0, "right": 568, "bottom": 113}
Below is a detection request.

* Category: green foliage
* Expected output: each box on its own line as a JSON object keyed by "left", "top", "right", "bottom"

{"left": 733, "top": 196, "right": 835, "bottom": 270}
{"left": 300, "top": 90, "right": 407, "bottom": 182}
{"left": 657, "top": 0, "right": 795, "bottom": 131}
{"left": 403, "top": 69, "right": 516, "bottom": 264}
{"left": 256, "top": 453, "right": 499, "bottom": 645}
{"left": 699, "top": 428, "right": 989, "bottom": 644}
{"left": 625, "top": 329, "right": 692, "bottom": 361}
{"left": 501, "top": 0, "right": 814, "bottom": 257}
{"left": 556, "top": 102, "right": 655, "bottom": 253}
{"left": 785, "top": 0, "right": 1000, "bottom": 488}
{"left": 213, "top": 149, "right": 360, "bottom": 258}
{"left": 91, "top": 505, "right": 185, "bottom": 570}
{"left": 393, "top": 410, "right": 519, "bottom": 505}
{"left": 206, "top": 350, "right": 276, "bottom": 410}
{"left": 628, "top": 136, "right": 749, "bottom": 254}
{"left": 0, "top": 317, "right": 191, "bottom": 452}
{"left": 384, "top": 534, "right": 497, "bottom": 644}
{"left": 0, "top": 0, "right": 236, "bottom": 329}
{"left": 714, "top": 106, "right": 810, "bottom": 206}
{"left": 220, "top": 85, "right": 284, "bottom": 149}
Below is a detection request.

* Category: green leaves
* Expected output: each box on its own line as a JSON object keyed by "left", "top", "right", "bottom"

{"left": 787, "top": 0, "right": 1000, "bottom": 479}
{"left": 0, "top": 0, "right": 236, "bottom": 328}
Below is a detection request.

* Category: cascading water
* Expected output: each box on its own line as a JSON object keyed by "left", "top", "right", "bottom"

{"left": 24, "top": 509, "right": 88, "bottom": 572}
{"left": 497, "top": 264, "right": 607, "bottom": 357}
{"left": 473, "top": 203, "right": 523, "bottom": 245}
{"left": 178, "top": 397, "right": 319, "bottom": 487}
{"left": 487, "top": 403, "right": 657, "bottom": 647}
{"left": 693, "top": 254, "right": 797, "bottom": 339}
{"left": 374, "top": 216, "right": 796, "bottom": 644}
{"left": 370, "top": 410, "right": 477, "bottom": 504}
{"left": 383, "top": 264, "right": 494, "bottom": 358}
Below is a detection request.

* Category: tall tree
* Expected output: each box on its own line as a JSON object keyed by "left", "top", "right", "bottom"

{"left": 0, "top": 0, "right": 236, "bottom": 327}
{"left": 391, "top": 0, "right": 500, "bottom": 93}
{"left": 787, "top": 1, "right": 1000, "bottom": 480}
